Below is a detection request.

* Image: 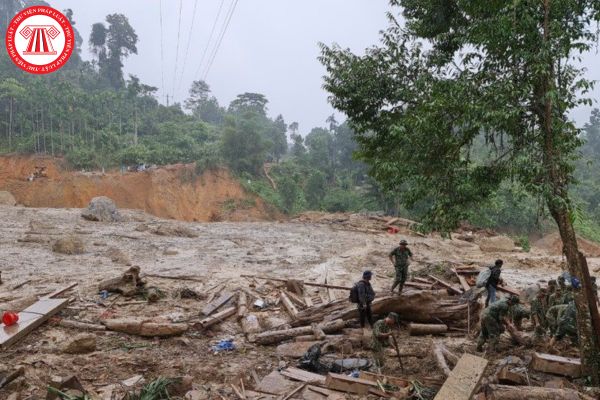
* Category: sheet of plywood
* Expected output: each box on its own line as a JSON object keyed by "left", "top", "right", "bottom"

{"left": 433, "top": 353, "right": 488, "bottom": 400}
{"left": 0, "top": 298, "right": 70, "bottom": 348}
{"left": 201, "top": 292, "right": 234, "bottom": 316}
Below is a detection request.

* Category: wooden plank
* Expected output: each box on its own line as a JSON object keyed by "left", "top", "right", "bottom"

{"left": 405, "top": 282, "right": 432, "bottom": 290}
{"left": 433, "top": 353, "right": 488, "bottom": 400}
{"left": 413, "top": 277, "right": 435, "bottom": 284}
{"left": 452, "top": 269, "right": 470, "bottom": 292}
{"left": 531, "top": 352, "right": 582, "bottom": 378}
{"left": 281, "top": 367, "right": 326, "bottom": 385}
{"left": 0, "top": 298, "right": 70, "bottom": 348}
{"left": 285, "top": 290, "right": 306, "bottom": 308}
{"left": 496, "top": 286, "right": 521, "bottom": 297}
{"left": 240, "top": 275, "right": 352, "bottom": 290}
{"left": 256, "top": 371, "right": 297, "bottom": 395}
{"left": 428, "top": 275, "right": 462, "bottom": 295}
{"left": 43, "top": 282, "right": 78, "bottom": 299}
{"left": 280, "top": 292, "right": 299, "bottom": 319}
{"left": 202, "top": 292, "right": 234, "bottom": 316}
{"left": 304, "top": 295, "right": 313, "bottom": 308}
{"left": 199, "top": 306, "right": 236, "bottom": 329}
{"left": 325, "top": 373, "right": 377, "bottom": 395}
{"left": 358, "top": 371, "right": 409, "bottom": 388}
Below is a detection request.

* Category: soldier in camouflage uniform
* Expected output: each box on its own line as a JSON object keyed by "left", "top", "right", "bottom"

{"left": 371, "top": 312, "right": 399, "bottom": 368}
{"left": 550, "top": 300, "right": 578, "bottom": 346}
{"left": 509, "top": 303, "right": 530, "bottom": 330}
{"left": 389, "top": 240, "right": 413, "bottom": 294}
{"left": 546, "top": 303, "right": 568, "bottom": 335}
{"left": 476, "top": 295, "right": 519, "bottom": 353}
{"left": 531, "top": 289, "right": 548, "bottom": 337}
{"left": 548, "top": 280, "right": 564, "bottom": 309}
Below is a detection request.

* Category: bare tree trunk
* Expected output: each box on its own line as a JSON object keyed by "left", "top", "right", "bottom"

{"left": 539, "top": 0, "right": 600, "bottom": 381}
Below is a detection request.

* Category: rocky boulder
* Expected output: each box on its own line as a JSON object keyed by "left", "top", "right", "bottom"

{"left": 81, "top": 196, "right": 122, "bottom": 222}
{"left": 0, "top": 191, "right": 16, "bottom": 206}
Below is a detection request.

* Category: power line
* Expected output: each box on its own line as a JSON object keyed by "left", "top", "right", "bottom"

{"left": 171, "top": 0, "right": 184, "bottom": 99}
{"left": 176, "top": 0, "right": 199, "bottom": 95}
{"left": 158, "top": 0, "right": 166, "bottom": 103}
{"left": 203, "top": 0, "right": 239, "bottom": 81}
{"left": 193, "top": 0, "right": 226, "bottom": 81}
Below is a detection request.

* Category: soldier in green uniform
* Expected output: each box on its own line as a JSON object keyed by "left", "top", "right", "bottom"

{"left": 546, "top": 303, "right": 568, "bottom": 335}
{"left": 509, "top": 303, "right": 530, "bottom": 330}
{"left": 548, "top": 279, "right": 564, "bottom": 309}
{"left": 550, "top": 300, "right": 578, "bottom": 346}
{"left": 389, "top": 240, "right": 413, "bottom": 294}
{"left": 558, "top": 275, "right": 567, "bottom": 291}
{"left": 371, "top": 312, "right": 399, "bottom": 368}
{"left": 531, "top": 289, "right": 548, "bottom": 338}
{"left": 476, "top": 295, "right": 519, "bottom": 352}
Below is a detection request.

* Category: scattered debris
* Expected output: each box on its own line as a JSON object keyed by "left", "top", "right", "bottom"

{"left": 150, "top": 223, "right": 199, "bottom": 238}
{"left": 98, "top": 266, "right": 145, "bottom": 296}
{"left": 212, "top": 338, "right": 236, "bottom": 353}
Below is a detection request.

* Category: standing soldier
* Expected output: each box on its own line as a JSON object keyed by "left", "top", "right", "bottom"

{"left": 546, "top": 303, "right": 568, "bottom": 336}
{"left": 477, "top": 295, "right": 519, "bottom": 352}
{"left": 485, "top": 260, "right": 504, "bottom": 307}
{"left": 550, "top": 300, "right": 578, "bottom": 346}
{"left": 354, "top": 271, "right": 375, "bottom": 330}
{"left": 531, "top": 288, "right": 548, "bottom": 338}
{"left": 371, "top": 312, "right": 399, "bottom": 368}
{"left": 389, "top": 240, "right": 413, "bottom": 294}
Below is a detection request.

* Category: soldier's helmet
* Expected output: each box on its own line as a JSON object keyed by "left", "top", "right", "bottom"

{"left": 509, "top": 295, "right": 520, "bottom": 305}
{"left": 558, "top": 275, "right": 566, "bottom": 283}
{"left": 399, "top": 240, "right": 408, "bottom": 245}
{"left": 548, "top": 279, "right": 557, "bottom": 287}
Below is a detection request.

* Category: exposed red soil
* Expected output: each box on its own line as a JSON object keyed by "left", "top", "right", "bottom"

{"left": 0, "top": 155, "right": 278, "bottom": 222}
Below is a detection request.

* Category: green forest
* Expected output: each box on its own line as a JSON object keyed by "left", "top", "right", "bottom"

{"left": 2, "top": 0, "right": 600, "bottom": 244}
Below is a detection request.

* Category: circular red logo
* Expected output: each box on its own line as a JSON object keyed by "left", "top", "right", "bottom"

{"left": 5, "top": 6, "right": 74, "bottom": 74}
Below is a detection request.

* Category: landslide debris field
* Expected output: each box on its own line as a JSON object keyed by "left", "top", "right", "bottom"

{"left": 0, "top": 204, "right": 598, "bottom": 399}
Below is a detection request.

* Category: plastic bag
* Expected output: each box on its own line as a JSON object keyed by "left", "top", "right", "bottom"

{"left": 476, "top": 268, "right": 492, "bottom": 288}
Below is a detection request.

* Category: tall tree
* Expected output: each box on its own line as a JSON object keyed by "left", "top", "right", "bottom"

{"left": 185, "top": 80, "right": 224, "bottom": 125}
{"left": 267, "top": 114, "right": 288, "bottom": 162}
{"left": 321, "top": 0, "right": 600, "bottom": 378}
{"left": 229, "top": 93, "right": 268, "bottom": 116}
{"left": 90, "top": 14, "right": 138, "bottom": 89}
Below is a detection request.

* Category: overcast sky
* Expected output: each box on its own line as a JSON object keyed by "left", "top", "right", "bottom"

{"left": 48, "top": 0, "right": 600, "bottom": 132}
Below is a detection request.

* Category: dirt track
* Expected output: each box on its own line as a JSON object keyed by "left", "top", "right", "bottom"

{"left": 0, "top": 205, "right": 594, "bottom": 398}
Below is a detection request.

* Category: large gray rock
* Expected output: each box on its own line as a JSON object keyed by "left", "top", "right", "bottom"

{"left": 81, "top": 196, "right": 122, "bottom": 222}
{"left": 0, "top": 191, "right": 16, "bottom": 206}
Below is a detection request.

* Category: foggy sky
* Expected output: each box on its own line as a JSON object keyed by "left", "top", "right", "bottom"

{"left": 48, "top": 0, "right": 600, "bottom": 132}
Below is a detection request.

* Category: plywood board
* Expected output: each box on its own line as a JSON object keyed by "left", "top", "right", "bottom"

{"left": 281, "top": 367, "right": 327, "bottom": 385}
{"left": 0, "top": 298, "right": 70, "bottom": 348}
{"left": 256, "top": 370, "right": 297, "bottom": 395}
{"left": 433, "top": 353, "right": 488, "bottom": 400}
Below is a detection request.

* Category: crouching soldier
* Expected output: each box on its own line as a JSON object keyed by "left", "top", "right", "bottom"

{"left": 531, "top": 289, "right": 548, "bottom": 338}
{"left": 509, "top": 303, "right": 530, "bottom": 330}
{"left": 549, "top": 300, "right": 578, "bottom": 346}
{"left": 477, "top": 295, "right": 519, "bottom": 352}
{"left": 371, "top": 312, "right": 399, "bottom": 369}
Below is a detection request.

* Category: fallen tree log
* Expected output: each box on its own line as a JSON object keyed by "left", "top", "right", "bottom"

{"left": 432, "top": 342, "right": 451, "bottom": 376}
{"left": 293, "top": 291, "right": 480, "bottom": 329}
{"left": 409, "top": 323, "right": 448, "bottom": 336}
{"left": 255, "top": 319, "right": 347, "bottom": 345}
{"left": 104, "top": 318, "right": 188, "bottom": 337}
{"left": 59, "top": 319, "right": 106, "bottom": 331}
{"left": 486, "top": 384, "right": 593, "bottom": 400}
{"left": 237, "top": 292, "right": 247, "bottom": 319}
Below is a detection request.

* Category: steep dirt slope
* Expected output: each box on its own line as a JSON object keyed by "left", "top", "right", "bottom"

{"left": 0, "top": 155, "right": 276, "bottom": 222}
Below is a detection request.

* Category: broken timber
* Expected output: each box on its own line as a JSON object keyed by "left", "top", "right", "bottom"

{"left": 199, "top": 306, "right": 237, "bottom": 329}
{"left": 281, "top": 367, "right": 326, "bottom": 385}
{"left": 531, "top": 352, "right": 582, "bottom": 378}
{"left": 280, "top": 292, "right": 299, "bottom": 319}
{"left": 428, "top": 275, "right": 462, "bottom": 295}
{"left": 409, "top": 323, "right": 448, "bottom": 336}
{"left": 433, "top": 353, "right": 488, "bottom": 400}
{"left": 240, "top": 274, "right": 351, "bottom": 290}
{"left": 486, "top": 384, "right": 593, "bottom": 400}
{"left": 202, "top": 292, "right": 234, "bottom": 316}
{"left": 325, "top": 373, "right": 377, "bottom": 395}
{"left": 255, "top": 319, "right": 347, "bottom": 345}
{"left": 0, "top": 297, "right": 70, "bottom": 348}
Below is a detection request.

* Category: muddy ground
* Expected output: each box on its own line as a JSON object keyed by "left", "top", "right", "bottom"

{"left": 0, "top": 205, "right": 596, "bottom": 399}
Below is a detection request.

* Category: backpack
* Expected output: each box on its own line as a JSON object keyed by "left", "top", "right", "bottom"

{"left": 476, "top": 268, "right": 492, "bottom": 288}
{"left": 349, "top": 282, "right": 360, "bottom": 303}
